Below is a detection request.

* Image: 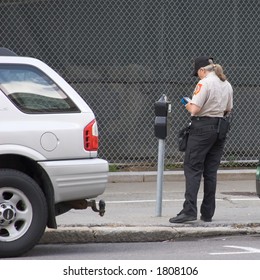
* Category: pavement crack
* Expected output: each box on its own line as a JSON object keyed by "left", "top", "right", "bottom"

{"left": 92, "top": 228, "right": 98, "bottom": 242}
{"left": 222, "top": 197, "right": 236, "bottom": 204}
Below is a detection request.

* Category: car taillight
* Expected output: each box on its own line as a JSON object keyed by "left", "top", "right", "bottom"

{"left": 84, "top": 119, "right": 99, "bottom": 151}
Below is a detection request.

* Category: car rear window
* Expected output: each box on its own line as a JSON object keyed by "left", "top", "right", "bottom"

{"left": 0, "top": 64, "right": 80, "bottom": 113}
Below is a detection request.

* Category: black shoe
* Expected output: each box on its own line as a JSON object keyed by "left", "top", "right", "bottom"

{"left": 169, "top": 213, "right": 197, "bottom": 223}
{"left": 200, "top": 216, "right": 212, "bottom": 222}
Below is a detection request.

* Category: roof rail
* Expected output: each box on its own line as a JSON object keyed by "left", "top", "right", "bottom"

{"left": 0, "top": 48, "right": 17, "bottom": 56}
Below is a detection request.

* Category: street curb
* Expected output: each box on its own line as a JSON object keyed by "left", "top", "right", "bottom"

{"left": 40, "top": 224, "right": 260, "bottom": 244}
{"left": 108, "top": 169, "right": 255, "bottom": 183}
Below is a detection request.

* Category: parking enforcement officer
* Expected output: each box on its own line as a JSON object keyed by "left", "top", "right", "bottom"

{"left": 169, "top": 56, "right": 233, "bottom": 223}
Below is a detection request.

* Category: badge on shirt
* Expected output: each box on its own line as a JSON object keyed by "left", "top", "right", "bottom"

{"left": 194, "top": 83, "right": 203, "bottom": 95}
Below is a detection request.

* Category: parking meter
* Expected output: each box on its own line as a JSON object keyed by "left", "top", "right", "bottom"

{"left": 154, "top": 95, "right": 171, "bottom": 217}
{"left": 154, "top": 95, "right": 171, "bottom": 139}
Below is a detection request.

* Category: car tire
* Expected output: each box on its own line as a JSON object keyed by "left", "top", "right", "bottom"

{"left": 0, "top": 169, "right": 47, "bottom": 258}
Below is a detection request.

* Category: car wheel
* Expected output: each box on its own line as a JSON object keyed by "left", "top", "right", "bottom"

{"left": 0, "top": 169, "right": 47, "bottom": 258}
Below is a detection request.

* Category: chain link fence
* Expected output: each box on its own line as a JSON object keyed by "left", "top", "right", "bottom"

{"left": 0, "top": 0, "right": 259, "bottom": 170}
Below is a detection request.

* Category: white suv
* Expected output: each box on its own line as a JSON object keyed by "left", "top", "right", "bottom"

{"left": 0, "top": 48, "right": 108, "bottom": 257}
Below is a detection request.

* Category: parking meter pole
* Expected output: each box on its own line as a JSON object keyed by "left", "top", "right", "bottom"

{"left": 156, "top": 138, "right": 165, "bottom": 217}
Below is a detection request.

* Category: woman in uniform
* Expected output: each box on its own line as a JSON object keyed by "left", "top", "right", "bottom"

{"left": 169, "top": 56, "right": 233, "bottom": 223}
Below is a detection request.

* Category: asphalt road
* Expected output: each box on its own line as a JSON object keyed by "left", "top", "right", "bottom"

{"left": 14, "top": 234, "right": 260, "bottom": 260}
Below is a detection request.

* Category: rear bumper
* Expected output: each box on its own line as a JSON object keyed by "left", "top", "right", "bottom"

{"left": 39, "top": 158, "right": 108, "bottom": 203}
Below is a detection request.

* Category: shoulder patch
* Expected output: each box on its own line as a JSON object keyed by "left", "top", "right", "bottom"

{"left": 194, "top": 83, "right": 203, "bottom": 95}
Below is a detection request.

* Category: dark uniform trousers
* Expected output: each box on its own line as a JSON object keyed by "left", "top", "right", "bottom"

{"left": 182, "top": 117, "right": 226, "bottom": 219}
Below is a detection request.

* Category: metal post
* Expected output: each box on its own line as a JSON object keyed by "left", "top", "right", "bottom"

{"left": 156, "top": 138, "right": 165, "bottom": 217}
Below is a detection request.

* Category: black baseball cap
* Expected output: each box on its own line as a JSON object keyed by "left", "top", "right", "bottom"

{"left": 193, "top": 56, "right": 214, "bottom": 76}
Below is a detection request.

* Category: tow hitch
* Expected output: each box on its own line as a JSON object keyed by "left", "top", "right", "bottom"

{"left": 65, "top": 199, "right": 106, "bottom": 216}
{"left": 86, "top": 199, "right": 106, "bottom": 216}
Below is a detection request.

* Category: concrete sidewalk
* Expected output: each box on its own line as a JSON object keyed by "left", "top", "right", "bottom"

{"left": 40, "top": 169, "right": 260, "bottom": 244}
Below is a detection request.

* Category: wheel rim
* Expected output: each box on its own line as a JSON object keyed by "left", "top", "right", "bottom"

{"left": 0, "top": 187, "right": 33, "bottom": 242}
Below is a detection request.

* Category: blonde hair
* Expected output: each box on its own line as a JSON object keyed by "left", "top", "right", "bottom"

{"left": 203, "top": 62, "right": 227, "bottom": 81}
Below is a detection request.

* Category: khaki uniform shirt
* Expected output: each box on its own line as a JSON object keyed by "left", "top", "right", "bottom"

{"left": 191, "top": 72, "right": 233, "bottom": 117}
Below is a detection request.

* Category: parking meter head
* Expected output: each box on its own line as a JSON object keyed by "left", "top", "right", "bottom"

{"left": 154, "top": 116, "right": 167, "bottom": 139}
{"left": 154, "top": 96, "right": 169, "bottom": 117}
{"left": 154, "top": 95, "right": 171, "bottom": 139}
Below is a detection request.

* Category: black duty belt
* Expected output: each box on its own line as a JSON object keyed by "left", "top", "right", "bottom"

{"left": 191, "top": 116, "right": 221, "bottom": 121}
{"left": 191, "top": 116, "right": 221, "bottom": 127}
